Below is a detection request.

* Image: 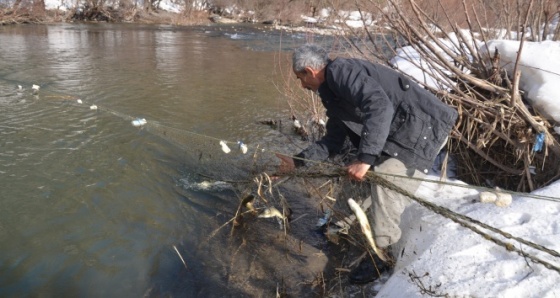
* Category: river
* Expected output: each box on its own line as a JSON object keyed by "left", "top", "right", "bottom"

{"left": 0, "top": 23, "right": 349, "bottom": 297}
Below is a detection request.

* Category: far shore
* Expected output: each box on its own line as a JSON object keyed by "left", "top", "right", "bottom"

{"left": 1, "top": 8, "right": 385, "bottom": 36}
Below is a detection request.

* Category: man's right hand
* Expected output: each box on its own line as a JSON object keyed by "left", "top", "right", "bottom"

{"left": 275, "top": 153, "right": 296, "bottom": 175}
{"left": 347, "top": 161, "right": 371, "bottom": 181}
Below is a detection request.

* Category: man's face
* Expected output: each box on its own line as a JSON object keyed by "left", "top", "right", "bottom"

{"left": 294, "top": 68, "right": 321, "bottom": 92}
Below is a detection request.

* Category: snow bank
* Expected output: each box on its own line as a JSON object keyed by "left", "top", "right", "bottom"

{"left": 391, "top": 37, "right": 560, "bottom": 125}
{"left": 480, "top": 40, "right": 560, "bottom": 123}
{"left": 390, "top": 31, "right": 480, "bottom": 90}
{"left": 377, "top": 177, "right": 560, "bottom": 297}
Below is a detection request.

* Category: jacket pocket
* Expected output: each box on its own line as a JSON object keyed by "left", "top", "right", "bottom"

{"left": 388, "top": 103, "right": 424, "bottom": 150}
{"left": 415, "top": 119, "right": 448, "bottom": 155}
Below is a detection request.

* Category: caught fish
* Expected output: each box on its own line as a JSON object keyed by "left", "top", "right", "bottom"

{"left": 258, "top": 206, "right": 292, "bottom": 230}
{"left": 258, "top": 206, "right": 286, "bottom": 220}
{"left": 334, "top": 196, "right": 372, "bottom": 230}
{"left": 348, "top": 198, "right": 388, "bottom": 262}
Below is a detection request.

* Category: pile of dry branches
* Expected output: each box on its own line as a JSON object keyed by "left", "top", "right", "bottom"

{"left": 0, "top": 0, "right": 47, "bottom": 25}
{"left": 333, "top": 0, "right": 560, "bottom": 192}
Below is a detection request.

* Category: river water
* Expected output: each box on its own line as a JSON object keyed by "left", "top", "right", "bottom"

{"left": 0, "top": 23, "right": 347, "bottom": 297}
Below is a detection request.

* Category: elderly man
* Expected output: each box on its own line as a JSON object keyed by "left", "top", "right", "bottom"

{"left": 277, "top": 44, "right": 457, "bottom": 284}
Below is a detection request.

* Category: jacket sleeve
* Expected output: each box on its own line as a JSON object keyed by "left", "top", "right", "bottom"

{"left": 327, "top": 63, "right": 394, "bottom": 165}
{"left": 294, "top": 116, "right": 347, "bottom": 167}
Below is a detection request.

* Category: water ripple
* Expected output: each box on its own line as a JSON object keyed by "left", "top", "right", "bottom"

{"left": 0, "top": 23, "right": 296, "bottom": 296}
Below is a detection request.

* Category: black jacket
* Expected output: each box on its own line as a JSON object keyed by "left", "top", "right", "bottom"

{"left": 296, "top": 58, "right": 458, "bottom": 173}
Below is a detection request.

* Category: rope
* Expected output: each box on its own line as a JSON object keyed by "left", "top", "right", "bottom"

{"left": 372, "top": 172, "right": 560, "bottom": 203}
{"left": 515, "top": 63, "right": 560, "bottom": 77}
{"left": 27, "top": 87, "right": 560, "bottom": 200}
{"left": 39, "top": 88, "right": 560, "bottom": 203}
{"left": 291, "top": 158, "right": 560, "bottom": 203}
{"left": 337, "top": 169, "right": 560, "bottom": 274}
{"left": 369, "top": 171, "right": 560, "bottom": 274}
{"left": 24, "top": 87, "right": 560, "bottom": 273}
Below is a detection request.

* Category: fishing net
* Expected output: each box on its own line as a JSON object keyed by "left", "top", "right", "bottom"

{"left": 144, "top": 97, "right": 560, "bottom": 296}
{"left": 146, "top": 121, "right": 276, "bottom": 182}
{"left": 24, "top": 86, "right": 560, "bottom": 296}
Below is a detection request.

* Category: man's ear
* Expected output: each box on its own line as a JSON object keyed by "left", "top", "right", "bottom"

{"left": 304, "top": 66, "right": 318, "bottom": 77}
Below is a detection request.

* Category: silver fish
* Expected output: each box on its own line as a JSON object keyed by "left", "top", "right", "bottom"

{"left": 348, "top": 198, "right": 388, "bottom": 262}
{"left": 334, "top": 196, "right": 372, "bottom": 230}
{"left": 258, "top": 206, "right": 286, "bottom": 220}
{"left": 258, "top": 206, "right": 288, "bottom": 230}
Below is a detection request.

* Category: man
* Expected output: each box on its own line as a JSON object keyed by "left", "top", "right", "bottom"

{"left": 277, "top": 44, "right": 458, "bottom": 284}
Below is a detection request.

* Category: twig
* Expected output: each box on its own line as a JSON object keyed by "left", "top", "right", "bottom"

{"left": 173, "top": 245, "right": 188, "bottom": 269}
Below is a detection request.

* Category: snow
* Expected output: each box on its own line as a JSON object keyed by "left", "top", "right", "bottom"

{"left": 391, "top": 37, "right": 560, "bottom": 125}
{"left": 384, "top": 39, "right": 560, "bottom": 297}
{"left": 157, "top": 0, "right": 183, "bottom": 14}
{"left": 337, "top": 10, "right": 375, "bottom": 28}
{"left": 44, "top": 0, "right": 187, "bottom": 12}
{"left": 391, "top": 45, "right": 444, "bottom": 89}
{"left": 301, "top": 10, "right": 374, "bottom": 28}
{"left": 480, "top": 40, "right": 560, "bottom": 122}
{"left": 377, "top": 175, "right": 560, "bottom": 297}
{"left": 44, "top": 0, "right": 71, "bottom": 11}
{"left": 390, "top": 30, "right": 480, "bottom": 90}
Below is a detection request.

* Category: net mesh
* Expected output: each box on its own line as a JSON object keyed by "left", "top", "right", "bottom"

{"left": 146, "top": 120, "right": 279, "bottom": 182}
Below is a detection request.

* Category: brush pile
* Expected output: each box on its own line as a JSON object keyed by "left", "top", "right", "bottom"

{"left": 330, "top": 0, "right": 560, "bottom": 192}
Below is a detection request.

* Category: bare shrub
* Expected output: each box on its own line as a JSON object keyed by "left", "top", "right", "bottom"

{"left": 337, "top": 0, "right": 560, "bottom": 191}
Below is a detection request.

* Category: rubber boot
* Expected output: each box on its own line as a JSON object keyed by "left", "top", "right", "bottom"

{"left": 349, "top": 253, "right": 390, "bottom": 284}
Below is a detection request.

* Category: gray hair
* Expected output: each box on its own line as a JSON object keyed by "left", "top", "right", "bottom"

{"left": 292, "top": 44, "right": 329, "bottom": 73}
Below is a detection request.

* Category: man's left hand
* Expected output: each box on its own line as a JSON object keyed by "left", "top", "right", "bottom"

{"left": 347, "top": 162, "right": 371, "bottom": 181}
{"left": 275, "top": 153, "right": 296, "bottom": 175}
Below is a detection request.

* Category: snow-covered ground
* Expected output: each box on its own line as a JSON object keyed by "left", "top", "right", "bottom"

{"left": 42, "top": 0, "right": 373, "bottom": 29}
{"left": 384, "top": 39, "right": 560, "bottom": 297}
{"left": 43, "top": 0, "right": 189, "bottom": 11}
{"left": 377, "top": 174, "right": 560, "bottom": 297}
